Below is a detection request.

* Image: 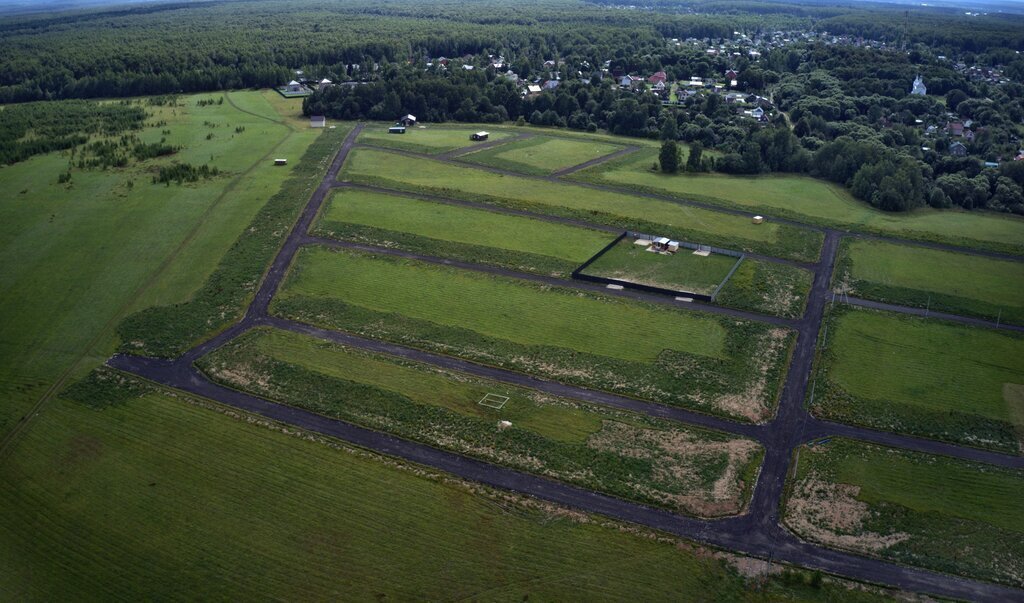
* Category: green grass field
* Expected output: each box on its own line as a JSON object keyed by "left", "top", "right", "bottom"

{"left": 0, "top": 382, "right": 893, "bottom": 601}
{"left": 460, "top": 134, "right": 626, "bottom": 175}
{"left": 835, "top": 238, "right": 1024, "bottom": 325}
{"left": 576, "top": 149, "right": 1024, "bottom": 255}
{"left": 339, "top": 148, "right": 823, "bottom": 262}
{"left": 715, "top": 260, "right": 813, "bottom": 319}
{"left": 273, "top": 246, "right": 794, "bottom": 422}
{"left": 584, "top": 238, "right": 739, "bottom": 296}
{"left": 812, "top": 306, "right": 1024, "bottom": 454}
{"left": 316, "top": 187, "right": 612, "bottom": 276}
{"left": 785, "top": 437, "right": 1024, "bottom": 586}
{"left": 357, "top": 124, "right": 510, "bottom": 154}
{"left": 0, "top": 90, "right": 323, "bottom": 437}
{"left": 199, "top": 327, "right": 763, "bottom": 516}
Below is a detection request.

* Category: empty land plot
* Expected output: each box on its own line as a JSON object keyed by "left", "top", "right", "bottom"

{"left": 460, "top": 135, "right": 626, "bottom": 175}
{"left": 0, "top": 381, "right": 892, "bottom": 602}
{"left": 785, "top": 437, "right": 1024, "bottom": 587}
{"left": 315, "top": 188, "right": 613, "bottom": 277}
{"left": 835, "top": 238, "right": 1024, "bottom": 326}
{"left": 715, "top": 260, "right": 813, "bottom": 319}
{"left": 583, "top": 238, "right": 738, "bottom": 296}
{"left": 357, "top": 125, "right": 510, "bottom": 154}
{"left": 812, "top": 306, "right": 1024, "bottom": 454}
{"left": 272, "top": 246, "right": 794, "bottom": 422}
{"left": 198, "top": 327, "right": 764, "bottom": 516}
{"left": 576, "top": 149, "right": 1024, "bottom": 256}
{"left": 339, "top": 148, "right": 823, "bottom": 262}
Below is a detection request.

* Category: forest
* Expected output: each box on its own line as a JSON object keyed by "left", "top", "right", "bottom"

{"left": 2, "top": 0, "right": 1023, "bottom": 213}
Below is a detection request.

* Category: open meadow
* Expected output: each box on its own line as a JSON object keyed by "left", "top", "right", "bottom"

{"left": 339, "top": 148, "right": 823, "bottom": 262}
{"left": 199, "top": 327, "right": 763, "bottom": 516}
{"left": 576, "top": 149, "right": 1024, "bottom": 255}
{"left": 835, "top": 238, "right": 1024, "bottom": 326}
{"left": 811, "top": 306, "right": 1024, "bottom": 454}
{"left": 460, "top": 134, "right": 626, "bottom": 175}
{"left": 357, "top": 124, "right": 511, "bottom": 154}
{"left": 582, "top": 238, "right": 739, "bottom": 296}
{"left": 315, "top": 187, "right": 613, "bottom": 277}
{"left": 784, "top": 437, "right": 1024, "bottom": 587}
{"left": 0, "top": 90, "right": 326, "bottom": 436}
{"left": 272, "top": 246, "right": 794, "bottom": 422}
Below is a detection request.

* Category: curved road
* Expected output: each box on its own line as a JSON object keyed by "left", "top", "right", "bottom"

{"left": 108, "top": 124, "right": 1024, "bottom": 602}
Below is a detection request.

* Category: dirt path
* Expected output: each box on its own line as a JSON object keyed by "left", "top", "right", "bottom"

{"left": 103, "top": 122, "right": 1024, "bottom": 602}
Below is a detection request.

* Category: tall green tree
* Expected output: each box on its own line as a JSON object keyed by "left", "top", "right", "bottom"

{"left": 659, "top": 140, "right": 680, "bottom": 174}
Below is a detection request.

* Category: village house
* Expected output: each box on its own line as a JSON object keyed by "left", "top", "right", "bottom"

{"left": 648, "top": 71, "right": 667, "bottom": 85}
{"left": 947, "top": 121, "right": 965, "bottom": 137}
{"left": 399, "top": 114, "right": 417, "bottom": 126}
{"left": 949, "top": 141, "right": 968, "bottom": 156}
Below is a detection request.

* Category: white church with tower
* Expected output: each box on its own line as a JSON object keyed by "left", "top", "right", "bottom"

{"left": 910, "top": 74, "right": 927, "bottom": 96}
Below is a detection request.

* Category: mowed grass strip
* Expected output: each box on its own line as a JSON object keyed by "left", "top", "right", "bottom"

{"left": 584, "top": 238, "right": 738, "bottom": 295}
{"left": 279, "top": 246, "right": 726, "bottom": 362}
{"left": 578, "top": 148, "right": 1024, "bottom": 256}
{"left": 836, "top": 238, "right": 1024, "bottom": 325}
{"left": 318, "top": 188, "right": 612, "bottom": 263}
{"left": 0, "top": 388, "right": 892, "bottom": 602}
{"left": 357, "top": 125, "right": 510, "bottom": 154}
{"left": 461, "top": 135, "right": 626, "bottom": 175}
{"left": 339, "top": 148, "right": 822, "bottom": 262}
{"left": 198, "top": 328, "right": 763, "bottom": 516}
{"left": 813, "top": 306, "right": 1024, "bottom": 454}
{"left": 785, "top": 437, "right": 1024, "bottom": 586}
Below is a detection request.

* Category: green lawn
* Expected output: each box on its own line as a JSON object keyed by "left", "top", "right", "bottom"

{"left": 461, "top": 135, "right": 626, "bottom": 175}
{"left": 785, "top": 437, "right": 1024, "bottom": 587}
{"left": 0, "top": 90, "right": 323, "bottom": 437}
{"left": 584, "top": 238, "right": 739, "bottom": 296}
{"left": 357, "top": 124, "right": 510, "bottom": 154}
{"left": 813, "top": 306, "right": 1024, "bottom": 454}
{"left": 578, "top": 149, "right": 1024, "bottom": 256}
{"left": 280, "top": 246, "right": 726, "bottom": 362}
{"left": 0, "top": 386, "right": 892, "bottom": 601}
{"left": 316, "top": 187, "right": 613, "bottom": 276}
{"left": 339, "top": 148, "right": 823, "bottom": 262}
{"left": 273, "top": 247, "right": 794, "bottom": 422}
{"left": 835, "top": 238, "right": 1024, "bottom": 325}
{"left": 199, "top": 327, "right": 763, "bottom": 516}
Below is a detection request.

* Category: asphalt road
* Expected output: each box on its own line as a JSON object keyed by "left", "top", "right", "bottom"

{"left": 107, "top": 125, "right": 1024, "bottom": 602}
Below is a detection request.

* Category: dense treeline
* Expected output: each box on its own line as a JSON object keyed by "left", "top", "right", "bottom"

{"left": 4, "top": 0, "right": 1021, "bottom": 104}
{"left": 0, "top": 99, "right": 146, "bottom": 164}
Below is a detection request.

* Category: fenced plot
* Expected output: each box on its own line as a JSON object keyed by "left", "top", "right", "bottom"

{"left": 477, "top": 393, "right": 510, "bottom": 409}
{"left": 460, "top": 135, "right": 626, "bottom": 176}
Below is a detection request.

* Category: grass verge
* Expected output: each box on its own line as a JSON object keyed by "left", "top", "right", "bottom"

{"left": 460, "top": 135, "right": 625, "bottom": 175}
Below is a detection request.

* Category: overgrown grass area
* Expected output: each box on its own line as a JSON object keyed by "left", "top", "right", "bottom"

{"left": 784, "top": 437, "right": 1024, "bottom": 587}
{"left": 575, "top": 149, "right": 1024, "bottom": 256}
{"left": 460, "top": 135, "right": 626, "bottom": 175}
{"left": 339, "top": 148, "right": 823, "bottom": 262}
{"left": 315, "top": 187, "right": 613, "bottom": 277}
{"left": 0, "top": 376, "right": 895, "bottom": 601}
{"left": 582, "top": 237, "right": 738, "bottom": 296}
{"left": 0, "top": 91, "right": 320, "bottom": 437}
{"left": 810, "top": 305, "right": 1024, "bottom": 454}
{"left": 357, "top": 124, "right": 510, "bottom": 154}
{"left": 117, "top": 125, "right": 347, "bottom": 358}
{"left": 272, "top": 246, "right": 794, "bottom": 422}
{"left": 715, "top": 260, "right": 813, "bottom": 319}
{"left": 834, "top": 238, "right": 1024, "bottom": 326}
{"left": 198, "top": 327, "right": 763, "bottom": 516}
